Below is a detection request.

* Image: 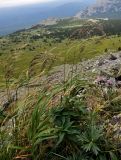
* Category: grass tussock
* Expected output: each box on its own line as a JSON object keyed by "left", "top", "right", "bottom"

{"left": 1, "top": 75, "right": 121, "bottom": 160}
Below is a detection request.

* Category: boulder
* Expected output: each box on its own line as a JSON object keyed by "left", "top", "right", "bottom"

{"left": 109, "top": 54, "right": 117, "bottom": 61}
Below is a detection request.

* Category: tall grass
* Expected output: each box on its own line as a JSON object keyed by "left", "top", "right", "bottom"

{"left": 0, "top": 75, "right": 121, "bottom": 159}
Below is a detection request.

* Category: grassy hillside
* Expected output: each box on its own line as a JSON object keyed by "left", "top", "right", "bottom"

{"left": 1, "top": 18, "right": 121, "bottom": 160}
{"left": 0, "top": 32, "right": 121, "bottom": 87}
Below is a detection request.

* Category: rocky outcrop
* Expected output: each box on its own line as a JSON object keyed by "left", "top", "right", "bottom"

{"left": 76, "top": 0, "right": 121, "bottom": 19}
{"left": 1, "top": 51, "right": 121, "bottom": 110}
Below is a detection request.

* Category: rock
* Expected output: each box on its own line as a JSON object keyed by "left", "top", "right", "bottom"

{"left": 115, "top": 75, "right": 121, "bottom": 81}
{"left": 115, "top": 74, "right": 121, "bottom": 87}
{"left": 107, "top": 114, "right": 121, "bottom": 147}
{"left": 92, "top": 68, "right": 96, "bottom": 73}
{"left": 106, "top": 78, "right": 116, "bottom": 87}
{"left": 2, "top": 94, "right": 17, "bottom": 111}
{"left": 109, "top": 54, "right": 117, "bottom": 61}
{"left": 3, "top": 101, "right": 11, "bottom": 110}
{"left": 94, "top": 76, "right": 107, "bottom": 85}
{"left": 111, "top": 114, "right": 121, "bottom": 125}
{"left": 96, "top": 59, "right": 104, "bottom": 66}
{"left": 118, "top": 51, "right": 121, "bottom": 57}
{"left": 116, "top": 81, "right": 121, "bottom": 88}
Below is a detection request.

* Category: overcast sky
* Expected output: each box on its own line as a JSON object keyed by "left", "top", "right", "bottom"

{"left": 0, "top": 0, "right": 55, "bottom": 7}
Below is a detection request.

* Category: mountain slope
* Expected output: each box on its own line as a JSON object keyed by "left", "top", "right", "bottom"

{"left": 76, "top": 0, "right": 121, "bottom": 19}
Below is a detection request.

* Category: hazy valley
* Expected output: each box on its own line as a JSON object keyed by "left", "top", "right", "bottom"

{"left": 0, "top": 0, "right": 94, "bottom": 35}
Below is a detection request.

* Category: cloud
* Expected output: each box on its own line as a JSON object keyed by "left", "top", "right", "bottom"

{"left": 0, "top": 0, "right": 54, "bottom": 7}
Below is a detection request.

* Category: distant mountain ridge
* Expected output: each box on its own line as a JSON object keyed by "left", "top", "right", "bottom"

{"left": 76, "top": 0, "right": 121, "bottom": 19}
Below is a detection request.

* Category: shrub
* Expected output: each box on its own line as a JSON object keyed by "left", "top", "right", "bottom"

{"left": 118, "top": 47, "right": 121, "bottom": 51}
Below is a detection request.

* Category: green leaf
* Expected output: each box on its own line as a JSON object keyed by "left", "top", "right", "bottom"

{"left": 34, "top": 135, "right": 57, "bottom": 146}
{"left": 99, "top": 155, "right": 107, "bottom": 160}
{"left": 109, "top": 152, "right": 118, "bottom": 160}
{"left": 83, "top": 142, "right": 93, "bottom": 152}
{"left": 92, "top": 143, "right": 100, "bottom": 155}
{"left": 56, "top": 133, "right": 65, "bottom": 147}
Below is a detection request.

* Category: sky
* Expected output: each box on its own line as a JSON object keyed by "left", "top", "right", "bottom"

{"left": 0, "top": 0, "right": 55, "bottom": 7}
